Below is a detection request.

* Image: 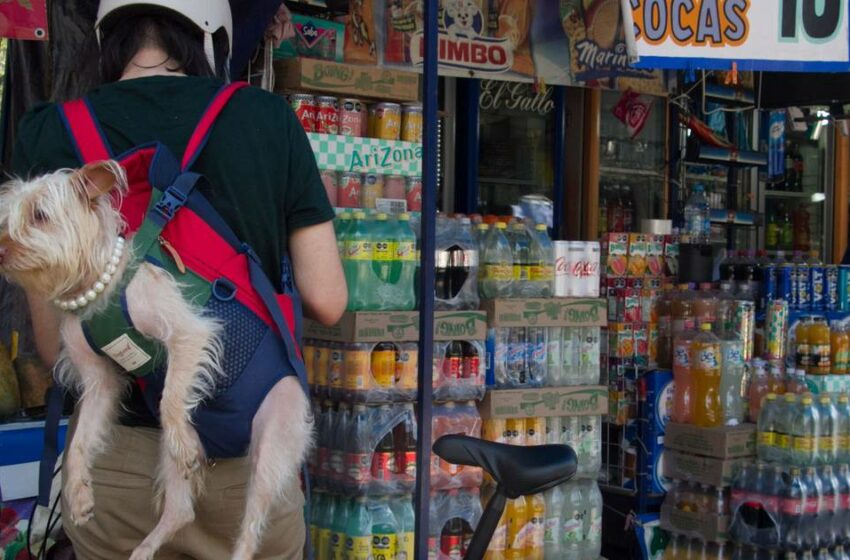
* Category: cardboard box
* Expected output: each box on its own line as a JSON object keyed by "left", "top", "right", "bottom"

{"left": 304, "top": 311, "right": 487, "bottom": 343}
{"left": 479, "top": 386, "right": 607, "bottom": 419}
{"left": 274, "top": 58, "right": 420, "bottom": 102}
{"left": 482, "top": 298, "right": 607, "bottom": 328}
{"left": 660, "top": 504, "right": 730, "bottom": 542}
{"left": 665, "top": 422, "right": 757, "bottom": 459}
{"left": 662, "top": 450, "right": 748, "bottom": 487}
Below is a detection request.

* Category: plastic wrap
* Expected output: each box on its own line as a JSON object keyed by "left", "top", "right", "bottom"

{"left": 311, "top": 401, "right": 417, "bottom": 497}
{"left": 431, "top": 401, "right": 483, "bottom": 491}
{"left": 432, "top": 340, "right": 485, "bottom": 402}
{"left": 427, "top": 488, "right": 483, "bottom": 560}
{"left": 434, "top": 216, "right": 480, "bottom": 311}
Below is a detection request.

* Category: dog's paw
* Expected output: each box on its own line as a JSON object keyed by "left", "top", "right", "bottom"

{"left": 66, "top": 476, "right": 95, "bottom": 526}
{"left": 129, "top": 544, "right": 155, "bottom": 560}
{"left": 164, "top": 424, "right": 204, "bottom": 479}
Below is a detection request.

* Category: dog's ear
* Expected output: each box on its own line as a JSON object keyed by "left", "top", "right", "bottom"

{"left": 75, "top": 161, "right": 124, "bottom": 200}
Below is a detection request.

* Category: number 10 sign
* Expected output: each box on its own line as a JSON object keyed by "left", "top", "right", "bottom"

{"left": 622, "top": 0, "right": 849, "bottom": 72}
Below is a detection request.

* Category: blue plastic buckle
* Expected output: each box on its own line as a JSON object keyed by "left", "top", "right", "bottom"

{"left": 154, "top": 186, "right": 188, "bottom": 221}
{"left": 240, "top": 243, "right": 260, "bottom": 264}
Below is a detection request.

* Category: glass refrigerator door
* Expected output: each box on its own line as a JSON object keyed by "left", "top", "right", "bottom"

{"left": 598, "top": 90, "right": 667, "bottom": 236}
{"left": 478, "top": 85, "right": 555, "bottom": 215}
{"left": 761, "top": 119, "right": 833, "bottom": 260}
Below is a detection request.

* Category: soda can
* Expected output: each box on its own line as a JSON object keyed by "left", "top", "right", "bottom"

{"left": 766, "top": 300, "right": 789, "bottom": 361}
{"left": 733, "top": 300, "right": 755, "bottom": 361}
{"left": 288, "top": 93, "right": 316, "bottom": 133}
{"left": 361, "top": 173, "right": 383, "bottom": 210}
{"left": 554, "top": 241, "right": 571, "bottom": 297}
{"left": 809, "top": 265, "right": 826, "bottom": 311}
{"left": 840, "top": 265, "right": 850, "bottom": 311}
{"left": 371, "top": 342, "right": 397, "bottom": 388}
{"left": 339, "top": 98, "right": 362, "bottom": 136}
{"left": 383, "top": 175, "right": 406, "bottom": 200}
{"left": 395, "top": 342, "right": 418, "bottom": 392}
{"left": 405, "top": 177, "right": 422, "bottom": 211}
{"left": 373, "top": 102, "right": 402, "bottom": 140}
{"left": 315, "top": 95, "right": 339, "bottom": 134}
{"left": 401, "top": 103, "right": 423, "bottom": 143}
{"left": 761, "top": 264, "right": 776, "bottom": 311}
{"left": 319, "top": 169, "right": 338, "bottom": 207}
{"left": 796, "top": 265, "right": 811, "bottom": 311}
{"left": 826, "top": 265, "right": 839, "bottom": 311}
{"left": 338, "top": 172, "right": 362, "bottom": 208}
{"left": 777, "top": 264, "right": 794, "bottom": 305}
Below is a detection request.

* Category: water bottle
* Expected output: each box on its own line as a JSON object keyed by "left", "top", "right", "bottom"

{"left": 758, "top": 393, "right": 780, "bottom": 462}
{"left": 344, "top": 211, "right": 372, "bottom": 310}
{"left": 544, "top": 485, "right": 564, "bottom": 559}
{"left": 492, "top": 328, "right": 510, "bottom": 387}
{"left": 579, "top": 327, "right": 601, "bottom": 385}
{"left": 684, "top": 183, "right": 710, "bottom": 244}
{"left": 561, "top": 482, "right": 584, "bottom": 560}
{"left": 526, "top": 327, "right": 547, "bottom": 387}
{"left": 480, "top": 222, "right": 514, "bottom": 298}
{"left": 545, "top": 327, "right": 564, "bottom": 387}
{"left": 583, "top": 481, "right": 602, "bottom": 560}
{"left": 529, "top": 224, "right": 554, "bottom": 297}
{"left": 563, "top": 327, "right": 582, "bottom": 386}
{"left": 509, "top": 222, "right": 532, "bottom": 297}
{"left": 507, "top": 327, "right": 526, "bottom": 387}
{"left": 720, "top": 336, "right": 746, "bottom": 425}
{"left": 817, "top": 395, "right": 839, "bottom": 466}
{"left": 792, "top": 395, "right": 820, "bottom": 466}
{"left": 836, "top": 395, "right": 850, "bottom": 464}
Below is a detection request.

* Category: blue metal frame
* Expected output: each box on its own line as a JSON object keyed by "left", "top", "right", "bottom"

{"left": 454, "top": 79, "right": 481, "bottom": 214}
{"left": 552, "top": 86, "right": 566, "bottom": 238}
{"left": 414, "top": 0, "right": 439, "bottom": 557}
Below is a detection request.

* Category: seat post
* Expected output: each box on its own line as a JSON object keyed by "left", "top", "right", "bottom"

{"left": 464, "top": 486, "right": 507, "bottom": 560}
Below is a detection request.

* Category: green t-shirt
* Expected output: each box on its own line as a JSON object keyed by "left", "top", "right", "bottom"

{"left": 11, "top": 75, "right": 335, "bottom": 283}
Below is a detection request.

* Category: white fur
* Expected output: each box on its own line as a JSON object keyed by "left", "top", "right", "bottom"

{"left": 0, "top": 162, "right": 312, "bottom": 559}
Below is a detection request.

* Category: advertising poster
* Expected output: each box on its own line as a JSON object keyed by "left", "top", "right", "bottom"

{"left": 0, "top": 0, "right": 48, "bottom": 40}
{"left": 383, "top": 0, "right": 665, "bottom": 92}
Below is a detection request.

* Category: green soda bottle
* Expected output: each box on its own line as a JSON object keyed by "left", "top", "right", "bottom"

{"left": 390, "top": 496, "right": 416, "bottom": 560}
{"left": 370, "top": 497, "right": 399, "bottom": 560}
{"left": 344, "top": 496, "right": 372, "bottom": 560}
{"left": 309, "top": 489, "right": 325, "bottom": 553}
{"left": 371, "top": 213, "right": 394, "bottom": 308}
{"left": 344, "top": 212, "right": 372, "bottom": 311}
{"left": 392, "top": 213, "right": 418, "bottom": 310}
{"left": 319, "top": 493, "right": 338, "bottom": 560}
{"left": 330, "top": 495, "right": 350, "bottom": 560}
{"left": 334, "top": 212, "right": 352, "bottom": 259}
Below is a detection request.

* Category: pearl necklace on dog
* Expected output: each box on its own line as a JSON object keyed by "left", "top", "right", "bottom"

{"left": 54, "top": 236, "right": 126, "bottom": 311}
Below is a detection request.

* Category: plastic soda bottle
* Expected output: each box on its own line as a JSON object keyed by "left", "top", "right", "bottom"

{"left": 835, "top": 395, "right": 850, "bottom": 464}
{"left": 796, "top": 317, "right": 813, "bottom": 374}
{"left": 330, "top": 496, "right": 350, "bottom": 560}
{"left": 390, "top": 497, "right": 415, "bottom": 560}
{"left": 529, "top": 224, "right": 554, "bottom": 297}
{"left": 810, "top": 318, "right": 831, "bottom": 375}
{"left": 505, "top": 496, "right": 528, "bottom": 560}
{"left": 758, "top": 393, "right": 779, "bottom": 462}
{"left": 370, "top": 497, "right": 398, "bottom": 560}
{"left": 792, "top": 395, "right": 820, "bottom": 466}
{"left": 545, "top": 327, "right": 564, "bottom": 387}
{"left": 820, "top": 466, "right": 840, "bottom": 547}
{"left": 561, "top": 482, "right": 585, "bottom": 560}
{"left": 524, "top": 494, "right": 545, "bottom": 560}
{"left": 334, "top": 212, "right": 352, "bottom": 258}
{"left": 344, "top": 497, "right": 372, "bottom": 560}
{"left": 748, "top": 360, "right": 771, "bottom": 423}
{"left": 775, "top": 393, "right": 798, "bottom": 464}
{"left": 543, "top": 485, "right": 564, "bottom": 559}
{"left": 817, "top": 395, "right": 839, "bottom": 466}
{"left": 310, "top": 489, "right": 326, "bottom": 552}
{"left": 345, "top": 404, "right": 372, "bottom": 491}
{"left": 480, "top": 222, "right": 514, "bottom": 298}
{"left": 391, "top": 213, "right": 417, "bottom": 310}
{"left": 509, "top": 222, "right": 532, "bottom": 297}
{"left": 344, "top": 212, "right": 373, "bottom": 311}
{"left": 584, "top": 481, "right": 603, "bottom": 560}
{"left": 781, "top": 467, "right": 806, "bottom": 551}
{"left": 719, "top": 337, "right": 746, "bottom": 425}
{"left": 672, "top": 329, "right": 696, "bottom": 423}
{"left": 786, "top": 368, "right": 808, "bottom": 395}
{"left": 692, "top": 323, "right": 723, "bottom": 427}
{"left": 832, "top": 322, "right": 850, "bottom": 375}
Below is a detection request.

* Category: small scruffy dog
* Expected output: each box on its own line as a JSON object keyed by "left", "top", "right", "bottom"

{"left": 0, "top": 161, "right": 312, "bottom": 560}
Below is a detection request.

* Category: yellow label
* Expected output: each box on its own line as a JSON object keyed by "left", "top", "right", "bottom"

{"left": 841, "top": 435, "right": 850, "bottom": 451}
{"left": 343, "top": 350, "right": 371, "bottom": 390}
{"left": 318, "top": 528, "right": 333, "bottom": 558}
{"left": 398, "top": 531, "right": 414, "bottom": 560}
{"left": 396, "top": 241, "right": 417, "bottom": 261}
{"left": 345, "top": 240, "right": 372, "bottom": 261}
{"left": 329, "top": 350, "right": 344, "bottom": 389}
{"left": 777, "top": 434, "right": 791, "bottom": 449}
{"left": 345, "top": 535, "right": 372, "bottom": 560}
{"left": 794, "top": 436, "right": 815, "bottom": 451}
{"left": 372, "top": 533, "right": 397, "bottom": 560}
{"left": 330, "top": 531, "right": 345, "bottom": 560}
{"left": 759, "top": 431, "right": 776, "bottom": 446}
{"left": 821, "top": 436, "right": 837, "bottom": 452}
{"left": 513, "top": 264, "right": 531, "bottom": 281}
{"left": 372, "top": 240, "right": 394, "bottom": 261}
{"left": 486, "top": 264, "right": 514, "bottom": 281}
{"left": 529, "top": 266, "right": 553, "bottom": 282}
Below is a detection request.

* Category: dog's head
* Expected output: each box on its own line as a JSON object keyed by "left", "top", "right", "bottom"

{"left": 446, "top": 0, "right": 480, "bottom": 29}
{"left": 0, "top": 160, "right": 127, "bottom": 298}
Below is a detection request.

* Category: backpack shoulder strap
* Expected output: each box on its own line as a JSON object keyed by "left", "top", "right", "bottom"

{"left": 181, "top": 81, "right": 249, "bottom": 171}
{"left": 57, "top": 98, "right": 113, "bottom": 164}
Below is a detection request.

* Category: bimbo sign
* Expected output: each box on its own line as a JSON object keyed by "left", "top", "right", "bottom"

{"left": 409, "top": 32, "right": 513, "bottom": 74}
{"left": 624, "top": 0, "right": 850, "bottom": 72}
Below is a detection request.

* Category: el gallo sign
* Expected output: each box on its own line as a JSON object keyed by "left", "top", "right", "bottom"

{"left": 622, "top": 0, "right": 850, "bottom": 72}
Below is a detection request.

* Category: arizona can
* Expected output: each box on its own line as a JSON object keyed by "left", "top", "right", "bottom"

{"left": 401, "top": 103, "right": 423, "bottom": 143}
{"left": 339, "top": 98, "right": 362, "bottom": 137}
{"left": 315, "top": 96, "right": 339, "bottom": 134}
{"left": 288, "top": 93, "right": 316, "bottom": 133}
{"left": 338, "top": 172, "right": 362, "bottom": 208}
{"left": 373, "top": 102, "right": 402, "bottom": 141}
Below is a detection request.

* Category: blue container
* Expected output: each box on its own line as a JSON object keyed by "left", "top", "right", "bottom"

{"left": 826, "top": 265, "right": 839, "bottom": 311}
{"left": 809, "top": 265, "right": 826, "bottom": 311}
{"left": 762, "top": 264, "right": 777, "bottom": 311}
{"left": 796, "top": 264, "right": 810, "bottom": 311}
{"left": 777, "top": 264, "right": 794, "bottom": 305}
{"left": 841, "top": 266, "right": 850, "bottom": 312}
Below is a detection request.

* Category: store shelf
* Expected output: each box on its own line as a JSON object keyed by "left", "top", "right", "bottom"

{"left": 703, "top": 83, "right": 755, "bottom": 106}
{"left": 479, "top": 177, "right": 539, "bottom": 186}
{"left": 765, "top": 190, "right": 820, "bottom": 199}
{"left": 308, "top": 132, "right": 422, "bottom": 177}
{"left": 686, "top": 140, "right": 768, "bottom": 168}
{"left": 600, "top": 166, "right": 666, "bottom": 178}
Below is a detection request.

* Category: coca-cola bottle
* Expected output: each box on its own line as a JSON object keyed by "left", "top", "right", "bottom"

{"left": 802, "top": 466, "right": 824, "bottom": 551}
{"left": 820, "top": 465, "right": 840, "bottom": 548}
{"left": 782, "top": 467, "right": 806, "bottom": 551}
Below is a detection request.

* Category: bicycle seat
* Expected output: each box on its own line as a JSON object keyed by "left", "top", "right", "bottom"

{"left": 433, "top": 434, "right": 577, "bottom": 499}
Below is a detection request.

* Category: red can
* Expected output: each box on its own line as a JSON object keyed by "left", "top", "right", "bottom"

{"left": 406, "top": 177, "right": 422, "bottom": 212}
{"left": 383, "top": 175, "right": 406, "bottom": 200}
{"left": 359, "top": 102, "right": 370, "bottom": 138}
{"left": 338, "top": 172, "right": 362, "bottom": 208}
{"left": 288, "top": 93, "right": 316, "bottom": 133}
{"left": 320, "top": 170, "right": 338, "bottom": 206}
{"left": 315, "top": 96, "right": 339, "bottom": 134}
{"left": 339, "top": 98, "right": 362, "bottom": 137}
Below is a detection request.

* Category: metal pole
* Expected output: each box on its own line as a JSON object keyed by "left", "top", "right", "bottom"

{"left": 414, "top": 0, "right": 439, "bottom": 556}
{"left": 552, "top": 86, "right": 566, "bottom": 239}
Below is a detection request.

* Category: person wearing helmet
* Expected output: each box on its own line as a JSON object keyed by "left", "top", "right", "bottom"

{"left": 11, "top": 1, "right": 346, "bottom": 558}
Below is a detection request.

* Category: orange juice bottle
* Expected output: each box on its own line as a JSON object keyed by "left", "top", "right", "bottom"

{"left": 795, "top": 317, "right": 812, "bottom": 374}
{"left": 691, "top": 323, "right": 723, "bottom": 427}
{"left": 672, "top": 329, "right": 696, "bottom": 423}
{"left": 809, "top": 317, "right": 831, "bottom": 375}
{"left": 831, "top": 322, "right": 850, "bottom": 375}
{"left": 504, "top": 497, "right": 528, "bottom": 560}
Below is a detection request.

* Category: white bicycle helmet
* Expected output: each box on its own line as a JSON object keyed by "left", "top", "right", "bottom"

{"left": 95, "top": 0, "right": 232, "bottom": 72}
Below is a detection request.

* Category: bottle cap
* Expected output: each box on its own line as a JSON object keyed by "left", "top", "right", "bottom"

{"left": 785, "top": 393, "right": 797, "bottom": 402}
{"left": 399, "top": 213, "right": 410, "bottom": 221}
{"left": 535, "top": 224, "right": 547, "bottom": 231}
{"left": 819, "top": 395, "right": 831, "bottom": 403}
{"left": 376, "top": 213, "right": 388, "bottom": 220}
{"left": 495, "top": 222, "right": 507, "bottom": 230}
{"left": 840, "top": 395, "right": 849, "bottom": 403}
{"left": 512, "top": 222, "right": 525, "bottom": 230}
{"left": 477, "top": 223, "right": 489, "bottom": 230}
{"left": 700, "top": 323, "right": 711, "bottom": 331}
{"left": 802, "top": 395, "right": 813, "bottom": 404}
{"left": 766, "top": 393, "right": 777, "bottom": 400}
{"left": 354, "top": 211, "right": 366, "bottom": 219}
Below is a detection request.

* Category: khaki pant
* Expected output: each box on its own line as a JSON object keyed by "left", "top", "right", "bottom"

{"left": 62, "top": 421, "right": 305, "bottom": 559}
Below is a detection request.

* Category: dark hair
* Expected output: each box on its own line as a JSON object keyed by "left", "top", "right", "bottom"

{"left": 98, "top": 10, "right": 229, "bottom": 83}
